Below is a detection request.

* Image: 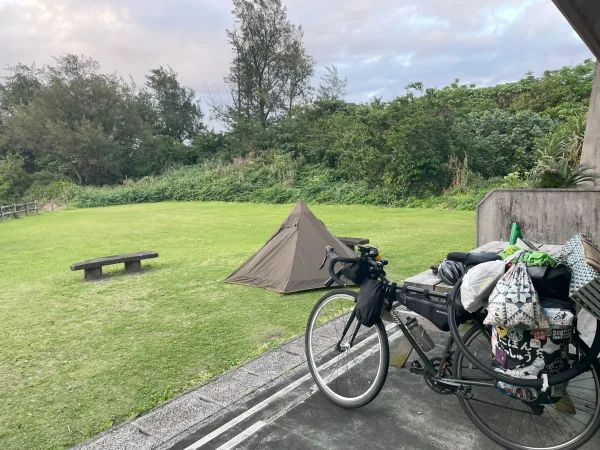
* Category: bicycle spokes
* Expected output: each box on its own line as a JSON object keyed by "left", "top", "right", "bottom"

{"left": 457, "top": 326, "right": 600, "bottom": 449}
{"left": 306, "top": 291, "right": 389, "bottom": 408}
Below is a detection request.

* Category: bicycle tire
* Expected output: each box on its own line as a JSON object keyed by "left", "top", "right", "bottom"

{"left": 305, "top": 289, "right": 390, "bottom": 409}
{"left": 456, "top": 325, "right": 600, "bottom": 450}
{"left": 446, "top": 289, "right": 600, "bottom": 388}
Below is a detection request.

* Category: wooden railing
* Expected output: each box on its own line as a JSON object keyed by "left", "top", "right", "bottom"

{"left": 0, "top": 201, "right": 39, "bottom": 220}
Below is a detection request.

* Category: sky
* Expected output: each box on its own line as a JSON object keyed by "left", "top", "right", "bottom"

{"left": 0, "top": 0, "right": 594, "bottom": 120}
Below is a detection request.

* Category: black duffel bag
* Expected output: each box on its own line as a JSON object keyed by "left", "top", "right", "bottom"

{"left": 527, "top": 264, "right": 571, "bottom": 303}
{"left": 355, "top": 278, "right": 385, "bottom": 327}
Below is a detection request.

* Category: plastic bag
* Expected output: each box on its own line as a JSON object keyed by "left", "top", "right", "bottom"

{"left": 460, "top": 260, "right": 506, "bottom": 313}
{"left": 484, "top": 262, "right": 546, "bottom": 329}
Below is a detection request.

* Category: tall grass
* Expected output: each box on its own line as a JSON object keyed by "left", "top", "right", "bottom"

{"left": 63, "top": 161, "right": 499, "bottom": 211}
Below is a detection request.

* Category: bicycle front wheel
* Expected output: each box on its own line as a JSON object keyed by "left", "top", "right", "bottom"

{"left": 456, "top": 325, "right": 600, "bottom": 450}
{"left": 305, "top": 289, "right": 390, "bottom": 408}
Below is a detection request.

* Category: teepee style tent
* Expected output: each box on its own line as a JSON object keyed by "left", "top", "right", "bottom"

{"left": 224, "top": 200, "right": 357, "bottom": 293}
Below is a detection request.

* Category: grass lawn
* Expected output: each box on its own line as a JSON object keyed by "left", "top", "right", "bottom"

{"left": 0, "top": 202, "right": 475, "bottom": 449}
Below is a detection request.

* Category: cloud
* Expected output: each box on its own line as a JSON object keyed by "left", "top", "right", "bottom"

{"left": 287, "top": 0, "right": 593, "bottom": 100}
{"left": 0, "top": 0, "right": 593, "bottom": 115}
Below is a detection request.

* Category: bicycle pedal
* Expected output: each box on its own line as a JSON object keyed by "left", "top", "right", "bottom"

{"left": 409, "top": 360, "right": 424, "bottom": 374}
{"left": 457, "top": 386, "right": 473, "bottom": 399}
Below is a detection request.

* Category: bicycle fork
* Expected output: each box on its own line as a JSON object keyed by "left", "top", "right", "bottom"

{"left": 335, "top": 309, "right": 361, "bottom": 351}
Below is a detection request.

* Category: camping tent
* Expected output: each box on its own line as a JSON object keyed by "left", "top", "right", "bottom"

{"left": 224, "top": 200, "right": 357, "bottom": 293}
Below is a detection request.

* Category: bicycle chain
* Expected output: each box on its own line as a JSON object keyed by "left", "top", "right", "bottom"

{"left": 459, "top": 391, "right": 545, "bottom": 415}
{"left": 424, "top": 357, "right": 456, "bottom": 395}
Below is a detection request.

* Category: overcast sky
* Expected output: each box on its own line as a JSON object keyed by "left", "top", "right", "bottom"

{"left": 0, "top": 0, "right": 593, "bottom": 117}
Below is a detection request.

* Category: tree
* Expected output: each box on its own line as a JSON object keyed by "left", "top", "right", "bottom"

{"left": 1, "top": 54, "right": 148, "bottom": 185}
{"left": 222, "top": 0, "right": 315, "bottom": 128}
{"left": 0, "top": 64, "right": 42, "bottom": 122}
{"left": 317, "top": 65, "right": 347, "bottom": 101}
{"left": 0, "top": 154, "right": 29, "bottom": 203}
{"left": 144, "top": 66, "right": 204, "bottom": 142}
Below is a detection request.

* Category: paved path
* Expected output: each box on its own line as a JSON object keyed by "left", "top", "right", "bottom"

{"left": 167, "top": 343, "right": 500, "bottom": 450}
{"left": 75, "top": 326, "right": 600, "bottom": 450}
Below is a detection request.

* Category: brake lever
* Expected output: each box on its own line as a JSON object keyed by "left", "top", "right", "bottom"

{"left": 318, "top": 252, "right": 327, "bottom": 270}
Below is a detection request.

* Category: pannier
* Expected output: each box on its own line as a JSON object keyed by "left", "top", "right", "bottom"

{"left": 491, "top": 298, "right": 575, "bottom": 404}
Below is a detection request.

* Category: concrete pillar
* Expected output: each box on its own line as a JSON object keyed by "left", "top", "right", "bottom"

{"left": 581, "top": 60, "right": 600, "bottom": 185}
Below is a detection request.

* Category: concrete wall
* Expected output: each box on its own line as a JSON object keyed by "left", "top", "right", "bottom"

{"left": 476, "top": 188, "right": 600, "bottom": 246}
{"left": 581, "top": 61, "right": 600, "bottom": 184}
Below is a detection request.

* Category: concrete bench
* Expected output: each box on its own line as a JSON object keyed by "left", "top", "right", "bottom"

{"left": 70, "top": 251, "right": 159, "bottom": 280}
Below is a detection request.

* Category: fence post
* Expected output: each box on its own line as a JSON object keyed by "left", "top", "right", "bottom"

{"left": 25, "top": 202, "right": 29, "bottom": 215}
{"left": 35, "top": 200, "right": 39, "bottom": 214}
{"left": 13, "top": 203, "right": 16, "bottom": 217}
{"left": 0, "top": 206, "right": 3, "bottom": 220}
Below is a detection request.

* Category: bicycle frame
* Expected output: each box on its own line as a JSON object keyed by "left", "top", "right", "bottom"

{"left": 334, "top": 290, "right": 497, "bottom": 390}
{"left": 386, "top": 308, "right": 496, "bottom": 389}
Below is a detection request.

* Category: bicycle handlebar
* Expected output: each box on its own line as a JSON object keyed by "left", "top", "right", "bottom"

{"left": 324, "top": 246, "right": 359, "bottom": 288}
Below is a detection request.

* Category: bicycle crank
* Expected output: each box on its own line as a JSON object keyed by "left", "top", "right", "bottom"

{"left": 424, "top": 357, "right": 456, "bottom": 395}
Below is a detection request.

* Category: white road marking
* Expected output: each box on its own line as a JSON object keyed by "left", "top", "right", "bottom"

{"left": 206, "top": 330, "right": 398, "bottom": 450}
{"left": 182, "top": 324, "right": 402, "bottom": 450}
{"left": 215, "top": 421, "right": 267, "bottom": 450}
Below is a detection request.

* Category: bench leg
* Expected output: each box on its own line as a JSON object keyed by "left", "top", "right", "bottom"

{"left": 84, "top": 267, "right": 102, "bottom": 281}
{"left": 125, "top": 260, "right": 142, "bottom": 273}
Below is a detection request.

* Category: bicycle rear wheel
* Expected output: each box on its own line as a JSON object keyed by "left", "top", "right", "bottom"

{"left": 456, "top": 325, "right": 600, "bottom": 450}
{"left": 305, "top": 289, "right": 390, "bottom": 408}
{"left": 447, "top": 288, "right": 600, "bottom": 388}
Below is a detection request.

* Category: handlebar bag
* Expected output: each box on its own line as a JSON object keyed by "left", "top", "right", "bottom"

{"left": 356, "top": 278, "right": 385, "bottom": 327}
{"left": 342, "top": 261, "right": 368, "bottom": 285}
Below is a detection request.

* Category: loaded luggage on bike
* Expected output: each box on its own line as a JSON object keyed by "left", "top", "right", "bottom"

{"left": 305, "top": 232, "right": 600, "bottom": 450}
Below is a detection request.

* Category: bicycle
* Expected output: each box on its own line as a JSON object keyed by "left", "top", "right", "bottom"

{"left": 305, "top": 245, "right": 600, "bottom": 450}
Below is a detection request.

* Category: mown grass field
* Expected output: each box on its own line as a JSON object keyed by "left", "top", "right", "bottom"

{"left": 0, "top": 202, "right": 475, "bottom": 449}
